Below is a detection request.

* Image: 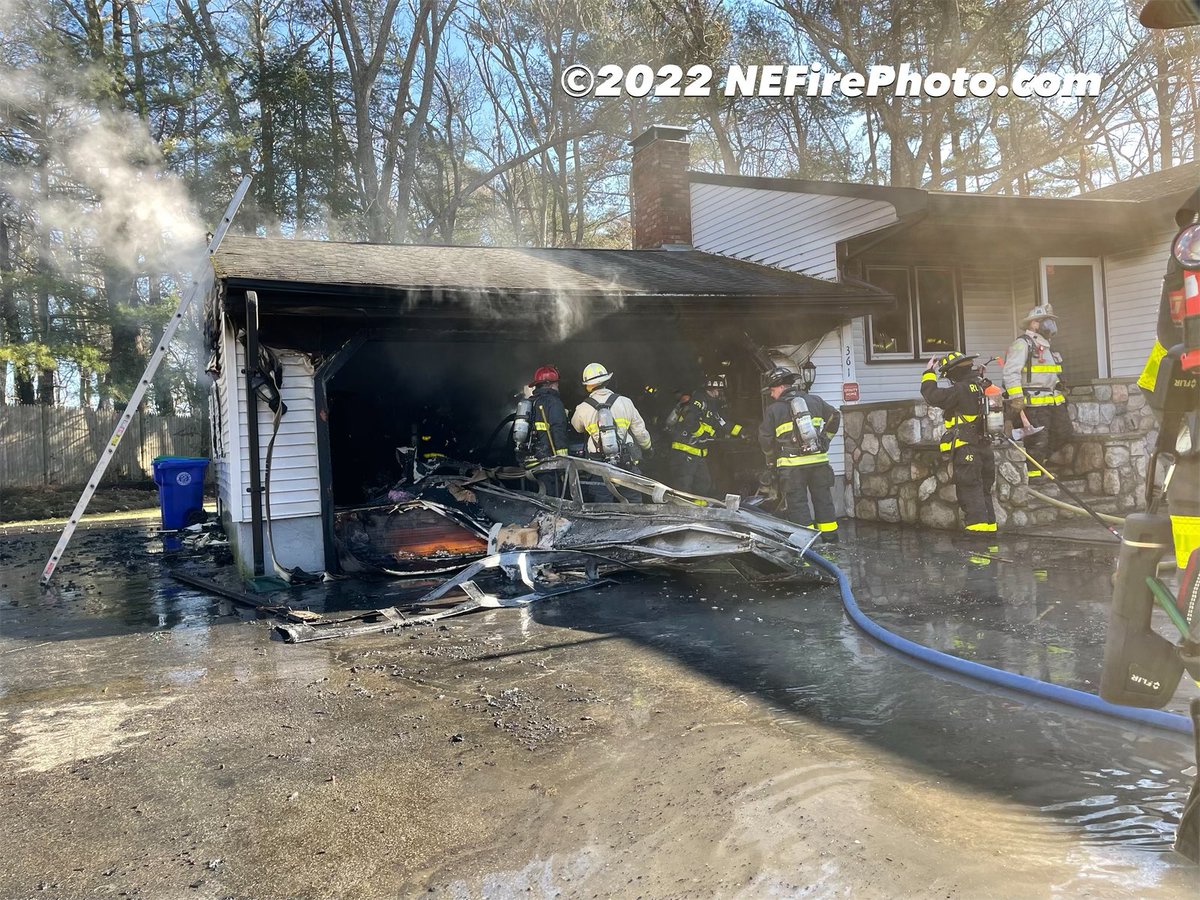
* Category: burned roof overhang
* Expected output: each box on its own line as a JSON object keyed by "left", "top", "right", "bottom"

{"left": 214, "top": 237, "right": 895, "bottom": 334}
{"left": 223, "top": 277, "right": 890, "bottom": 317}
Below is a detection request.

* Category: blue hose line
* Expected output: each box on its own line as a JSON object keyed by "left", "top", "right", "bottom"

{"left": 803, "top": 549, "right": 1193, "bottom": 737}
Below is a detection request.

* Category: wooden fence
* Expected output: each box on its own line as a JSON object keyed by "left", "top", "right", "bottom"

{"left": 0, "top": 405, "right": 209, "bottom": 489}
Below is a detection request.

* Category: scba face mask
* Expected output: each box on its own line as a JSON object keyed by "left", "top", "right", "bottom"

{"left": 1040, "top": 318, "right": 1058, "bottom": 338}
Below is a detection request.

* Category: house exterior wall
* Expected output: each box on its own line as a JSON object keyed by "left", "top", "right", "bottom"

{"left": 212, "top": 315, "right": 324, "bottom": 575}
{"left": 690, "top": 182, "right": 897, "bottom": 278}
{"left": 843, "top": 379, "right": 1152, "bottom": 530}
{"left": 689, "top": 181, "right": 902, "bottom": 478}
{"left": 1102, "top": 229, "right": 1175, "bottom": 377}
{"left": 806, "top": 329, "right": 847, "bottom": 475}
{"left": 211, "top": 320, "right": 242, "bottom": 521}
{"left": 231, "top": 342, "right": 321, "bottom": 523}
{"left": 686, "top": 175, "right": 1173, "bottom": 532}
{"left": 846, "top": 262, "right": 1017, "bottom": 403}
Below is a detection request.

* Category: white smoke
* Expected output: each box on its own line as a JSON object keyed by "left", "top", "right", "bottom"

{"left": 0, "top": 0, "right": 209, "bottom": 408}
{"left": 0, "top": 63, "right": 205, "bottom": 277}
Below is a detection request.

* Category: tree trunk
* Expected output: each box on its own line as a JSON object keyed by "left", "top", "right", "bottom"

{"left": 0, "top": 216, "right": 28, "bottom": 405}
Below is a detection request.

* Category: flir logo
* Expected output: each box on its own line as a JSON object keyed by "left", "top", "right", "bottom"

{"left": 1129, "top": 672, "right": 1162, "bottom": 692}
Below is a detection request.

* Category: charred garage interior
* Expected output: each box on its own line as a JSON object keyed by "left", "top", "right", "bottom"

{"left": 202, "top": 236, "right": 891, "bottom": 578}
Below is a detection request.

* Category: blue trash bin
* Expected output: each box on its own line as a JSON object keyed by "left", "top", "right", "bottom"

{"left": 152, "top": 456, "right": 210, "bottom": 530}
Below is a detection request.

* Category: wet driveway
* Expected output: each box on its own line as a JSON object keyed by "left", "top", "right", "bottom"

{"left": 1, "top": 520, "right": 1197, "bottom": 896}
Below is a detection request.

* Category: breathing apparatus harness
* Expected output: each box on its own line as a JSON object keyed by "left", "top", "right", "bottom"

{"left": 785, "top": 391, "right": 825, "bottom": 454}
{"left": 586, "top": 393, "right": 628, "bottom": 464}
{"left": 933, "top": 352, "right": 1005, "bottom": 451}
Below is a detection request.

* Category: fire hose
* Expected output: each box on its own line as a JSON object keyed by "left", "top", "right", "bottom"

{"left": 1026, "top": 486, "right": 1125, "bottom": 526}
{"left": 802, "top": 548, "right": 1193, "bottom": 736}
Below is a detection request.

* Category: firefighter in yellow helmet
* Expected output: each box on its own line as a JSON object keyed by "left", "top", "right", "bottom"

{"left": 570, "top": 363, "right": 653, "bottom": 483}
{"left": 921, "top": 352, "right": 997, "bottom": 533}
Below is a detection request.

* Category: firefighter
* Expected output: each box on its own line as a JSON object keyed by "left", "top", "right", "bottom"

{"left": 415, "top": 403, "right": 457, "bottom": 468}
{"left": 571, "top": 364, "right": 653, "bottom": 498}
{"left": 518, "top": 365, "right": 570, "bottom": 497}
{"left": 758, "top": 367, "right": 841, "bottom": 541}
{"left": 1002, "top": 305, "right": 1074, "bottom": 482}
{"left": 921, "top": 351, "right": 997, "bottom": 533}
{"left": 666, "top": 374, "right": 745, "bottom": 496}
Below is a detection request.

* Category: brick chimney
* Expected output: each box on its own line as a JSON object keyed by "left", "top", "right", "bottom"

{"left": 630, "top": 125, "right": 692, "bottom": 249}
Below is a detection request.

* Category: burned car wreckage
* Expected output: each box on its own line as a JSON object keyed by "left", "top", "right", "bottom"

{"left": 276, "top": 456, "right": 826, "bottom": 643}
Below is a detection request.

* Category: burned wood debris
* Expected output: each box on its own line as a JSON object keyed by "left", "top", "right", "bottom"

{"left": 274, "top": 458, "right": 826, "bottom": 643}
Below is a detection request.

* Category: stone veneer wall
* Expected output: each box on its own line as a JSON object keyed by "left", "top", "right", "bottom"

{"left": 842, "top": 377, "right": 1155, "bottom": 530}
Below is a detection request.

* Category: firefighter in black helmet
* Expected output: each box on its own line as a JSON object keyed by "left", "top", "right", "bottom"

{"left": 758, "top": 367, "right": 841, "bottom": 541}
{"left": 666, "top": 373, "right": 745, "bottom": 497}
{"left": 921, "top": 351, "right": 998, "bottom": 533}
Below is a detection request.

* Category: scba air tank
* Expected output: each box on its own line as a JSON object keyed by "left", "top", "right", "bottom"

{"left": 788, "top": 396, "right": 820, "bottom": 452}
{"left": 513, "top": 398, "right": 532, "bottom": 451}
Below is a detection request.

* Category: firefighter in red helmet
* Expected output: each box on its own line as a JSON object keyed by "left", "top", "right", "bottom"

{"left": 513, "top": 365, "right": 570, "bottom": 497}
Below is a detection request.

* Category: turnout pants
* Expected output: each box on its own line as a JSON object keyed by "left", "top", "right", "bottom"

{"left": 668, "top": 451, "right": 712, "bottom": 498}
{"left": 779, "top": 463, "right": 838, "bottom": 536}
{"left": 1023, "top": 403, "right": 1073, "bottom": 480}
{"left": 952, "top": 444, "right": 996, "bottom": 531}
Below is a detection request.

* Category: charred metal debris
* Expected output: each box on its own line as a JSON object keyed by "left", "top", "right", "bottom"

{"left": 255, "top": 457, "right": 827, "bottom": 643}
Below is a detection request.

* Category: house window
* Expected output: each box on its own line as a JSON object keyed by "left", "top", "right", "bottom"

{"left": 865, "top": 267, "right": 912, "bottom": 357}
{"left": 865, "top": 266, "right": 961, "bottom": 361}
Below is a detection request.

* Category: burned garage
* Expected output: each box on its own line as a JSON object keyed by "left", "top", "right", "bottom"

{"left": 203, "top": 236, "right": 890, "bottom": 579}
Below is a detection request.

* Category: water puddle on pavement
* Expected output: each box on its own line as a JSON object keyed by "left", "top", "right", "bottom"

{"left": 2, "top": 520, "right": 1197, "bottom": 888}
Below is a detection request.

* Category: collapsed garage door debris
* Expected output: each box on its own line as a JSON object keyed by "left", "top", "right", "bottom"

{"left": 276, "top": 457, "right": 828, "bottom": 643}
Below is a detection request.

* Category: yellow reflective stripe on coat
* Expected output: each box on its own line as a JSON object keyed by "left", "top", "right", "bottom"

{"left": 554, "top": 448, "right": 568, "bottom": 456}
{"left": 815, "top": 521, "right": 838, "bottom": 532}
{"left": 966, "top": 522, "right": 997, "bottom": 532}
{"left": 1028, "top": 364, "right": 1062, "bottom": 373}
{"left": 1005, "top": 385, "right": 1023, "bottom": 398}
{"left": 534, "top": 421, "right": 549, "bottom": 431}
{"left": 693, "top": 422, "right": 715, "bottom": 438}
{"left": 671, "top": 441, "right": 707, "bottom": 457}
{"left": 943, "top": 413, "right": 979, "bottom": 427}
{"left": 776, "top": 453, "right": 829, "bottom": 467}
{"left": 776, "top": 418, "right": 825, "bottom": 438}
{"left": 730, "top": 424, "right": 743, "bottom": 436}
{"left": 1170, "top": 515, "right": 1200, "bottom": 569}
{"left": 1027, "top": 393, "right": 1065, "bottom": 408}
{"left": 1138, "top": 340, "right": 1167, "bottom": 393}
{"left": 922, "top": 371, "right": 937, "bottom": 383}
{"left": 939, "top": 439, "right": 972, "bottom": 451}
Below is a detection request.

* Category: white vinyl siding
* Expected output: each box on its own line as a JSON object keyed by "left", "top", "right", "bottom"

{"left": 231, "top": 344, "right": 321, "bottom": 522}
{"left": 850, "top": 265, "right": 1016, "bottom": 402}
{"left": 690, "top": 182, "right": 898, "bottom": 278}
{"left": 1010, "top": 261, "right": 1038, "bottom": 331}
{"left": 213, "top": 322, "right": 242, "bottom": 518}
{"left": 1103, "top": 230, "right": 1175, "bottom": 377}
{"left": 962, "top": 264, "right": 1020, "bottom": 369}
{"left": 807, "top": 330, "right": 847, "bottom": 475}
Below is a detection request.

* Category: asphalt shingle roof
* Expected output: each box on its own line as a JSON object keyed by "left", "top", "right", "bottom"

{"left": 1081, "top": 160, "right": 1199, "bottom": 202}
{"left": 214, "top": 236, "right": 891, "bottom": 309}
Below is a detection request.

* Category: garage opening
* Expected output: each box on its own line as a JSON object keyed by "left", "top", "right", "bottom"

{"left": 324, "top": 312, "right": 773, "bottom": 507}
